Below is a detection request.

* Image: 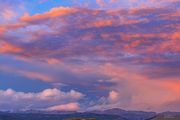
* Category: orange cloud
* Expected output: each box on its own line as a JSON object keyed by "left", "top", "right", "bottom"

{"left": 84, "top": 18, "right": 147, "bottom": 28}
{"left": 0, "top": 42, "right": 23, "bottom": 53}
{"left": 0, "top": 26, "right": 5, "bottom": 34}
{"left": 88, "top": 19, "right": 114, "bottom": 28}
{"left": 46, "top": 58, "right": 62, "bottom": 65}
{"left": 162, "top": 81, "right": 180, "bottom": 92}
{"left": 20, "top": 7, "right": 79, "bottom": 23}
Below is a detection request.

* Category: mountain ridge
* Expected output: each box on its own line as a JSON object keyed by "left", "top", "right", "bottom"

{"left": 0, "top": 108, "right": 180, "bottom": 120}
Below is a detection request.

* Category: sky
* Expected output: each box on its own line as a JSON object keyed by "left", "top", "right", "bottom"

{"left": 0, "top": 0, "right": 179, "bottom": 112}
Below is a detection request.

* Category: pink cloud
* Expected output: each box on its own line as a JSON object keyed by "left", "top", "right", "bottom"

{"left": 96, "top": 0, "right": 106, "bottom": 6}
{"left": 108, "top": 90, "right": 119, "bottom": 103}
{"left": 0, "top": 2, "right": 179, "bottom": 112}
{"left": 68, "top": 63, "right": 180, "bottom": 112}
{"left": 88, "top": 63, "right": 180, "bottom": 112}
{"left": 46, "top": 103, "right": 80, "bottom": 111}
{"left": 1, "top": 9, "right": 17, "bottom": 20}
{"left": 0, "top": 65, "right": 54, "bottom": 82}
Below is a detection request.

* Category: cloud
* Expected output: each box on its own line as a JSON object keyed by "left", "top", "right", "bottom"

{"left": 0, "top": 88, "right": 84, "bottom": 111}
{"left": 0, "top": 1, "right": 179, "bottom": 112}
{"left": 96, "top": 0, "right": 106, "bottom": 7}
{"left": 0, "top": 41, "right": 23, "bottom": 54}
{"left": 0, "top": 65, "right": 54, "bottom": 82}
{"left": 46, "top": 58, "right": 62, "bottom": 65}
{"left": 46, "top": 103, "right": 80, "bottom": 111}
{"left": 1, "top": 9, "right": 17, "bottom": 21}
{"left": 86, "top": 63, "right": 180, "bottom": 112}
{"left": 0, "top": 6, "right": 178, "bottom": 64}
{"left": 0, "top": 0, "right": 24, "bottom": 23}
{"left": 108, "top": 90, "right": 119, "bottom": 103}
{"left": 20, "top": 7, "right": 79, "bottom": 23}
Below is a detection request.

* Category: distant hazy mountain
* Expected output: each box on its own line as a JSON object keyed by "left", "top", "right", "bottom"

{"left": 0, "top": 108, "right": 180, "bottom": 120}
{"left": 160, "top": 112, "right": 180, "bottom": 116}
{"left": 18, "top": 109, "right": 78, "bottom": 115}
{"left": 89, "top": 108, "right": 156, "bottom": 120}
{"left": 147, "top": 115, "right": 180, "bottom": 120}
{"left": 147, "top": 112, "right": 180, "bottom": 120}
{"left": 0, "top": 112, "right": 125, "bottom": 120}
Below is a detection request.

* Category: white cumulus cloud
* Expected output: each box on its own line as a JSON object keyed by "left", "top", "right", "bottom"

{"left": 0, "top": 88, "right": 84, "bottom": 111}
